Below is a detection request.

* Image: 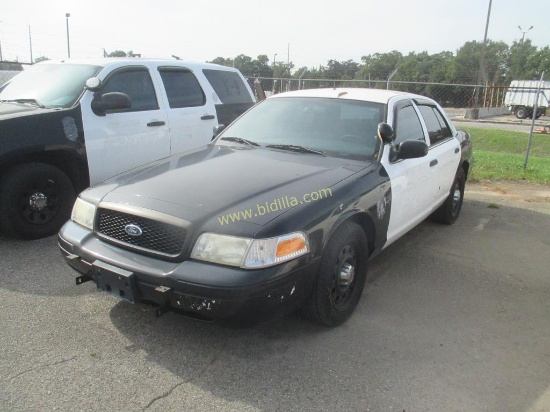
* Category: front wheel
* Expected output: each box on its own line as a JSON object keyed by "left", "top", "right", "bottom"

{"left": 0, "top": 163, "right": 76, "bottom": 239}
{"left": 431, "top": 168, "right": 466, "bottom": 225}
{"left": 303, "top": 221, "right": 368, "bottom": 326}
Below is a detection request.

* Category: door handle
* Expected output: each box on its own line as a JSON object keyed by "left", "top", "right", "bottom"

{"left": 201, "top": 114, "right": 215, "bottom": 120}
{"left": 430, "top": 159, "right": 438, "bottom": 167}
{"left": 147, "top": 121, "right": 165, "bottom": 127}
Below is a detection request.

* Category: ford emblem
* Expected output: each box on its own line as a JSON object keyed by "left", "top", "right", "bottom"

{"left": 124, "top": 224, "right": 143, "bottom": 237}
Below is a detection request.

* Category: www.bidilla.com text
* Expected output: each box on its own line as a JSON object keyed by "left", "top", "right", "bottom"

{"left": 217, "top": 188, "right": 333, "bottom": 226}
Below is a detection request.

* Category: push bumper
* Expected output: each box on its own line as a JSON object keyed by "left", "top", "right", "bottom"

{"left": 58, "top": 221, "right": 320, "bottom": 321}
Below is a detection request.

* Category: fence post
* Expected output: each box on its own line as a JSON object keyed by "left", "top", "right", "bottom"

{"left": 524, "top": 71, "right": 545, "bottom": 169}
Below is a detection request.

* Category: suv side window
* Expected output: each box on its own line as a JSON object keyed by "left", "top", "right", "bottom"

{"left": 418, "top": 105, "right": 453, "bottom": 146}
{"left": 202, "top": 69, "right": 253, "bottom": 104}
{"left": 394, "top": 104, "right": 425, "bottom": 145}
{"left": 101, "top": 67, "right": 158, "bottom": 112}
{"left": 158, "top": 68, "right": 206, "bottom": 108}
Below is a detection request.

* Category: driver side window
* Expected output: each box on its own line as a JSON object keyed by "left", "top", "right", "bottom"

{"left": 101, "top": 68, "right": 159, "bottom": 112}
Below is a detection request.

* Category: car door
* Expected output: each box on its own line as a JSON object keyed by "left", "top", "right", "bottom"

{"left": 81, "top": 65, "right": 170, "bottom": 185}
{"left": 415, "top": 102, "right": 461, "bottom": 209}
{"left": 381, "top": 99, "right": 435, "bottom": 247}
{"left": 155, "top": 67, "right": 217, "bottom": 155}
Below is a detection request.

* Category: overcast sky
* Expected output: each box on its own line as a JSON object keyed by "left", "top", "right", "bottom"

{"left": 1, "top": 0, "right": 549, "bottom": 69}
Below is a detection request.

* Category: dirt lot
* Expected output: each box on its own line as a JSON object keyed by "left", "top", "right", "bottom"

{"left": 466, "top": 180, "right": 550, "bottom": 215}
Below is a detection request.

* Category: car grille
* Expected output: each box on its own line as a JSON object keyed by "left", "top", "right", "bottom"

{"left": 96, "top": 208, "right": 187, "bottom": 256}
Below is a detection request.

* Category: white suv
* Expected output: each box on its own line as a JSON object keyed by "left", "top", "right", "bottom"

{"left": 0, "top": 58, "right": 255, "bottom": 238}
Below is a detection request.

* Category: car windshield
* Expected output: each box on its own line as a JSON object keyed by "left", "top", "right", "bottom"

{"left": 0, "top": 63, "right": 101, "bottom": 109}
{"left": 217, "top": 97, "right": 385, "bottom": 160}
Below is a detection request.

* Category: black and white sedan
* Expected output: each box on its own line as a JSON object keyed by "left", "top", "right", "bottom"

{"left": 59, "top": 88, "right": 473, "bottom": 326}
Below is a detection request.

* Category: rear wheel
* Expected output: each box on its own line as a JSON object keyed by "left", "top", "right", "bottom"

{"left": 431, "top": 168, "right": 466, "bottom": 225}
{"left": 303, "top": 221, "right": 368, "bottom": 326}
{"left": 0, "top": 163, "right": 75, "bottom": 239}
{"left": 515, "top": 106, "right": 528, "bottom": 119}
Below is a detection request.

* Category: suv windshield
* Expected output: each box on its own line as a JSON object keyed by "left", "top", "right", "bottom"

{"left": 218, "top": 97, "right": 384, "bottom": 160}
{"left": 0, "top": 63, "right": 101, "bottom": 109}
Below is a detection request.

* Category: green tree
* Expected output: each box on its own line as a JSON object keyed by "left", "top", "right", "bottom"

{"left": 356, "top": 51, "right": 403, "bottom": 88}
{"left": 34, "top": 56, "right": 50, "bottom": 63}
{"left": 107, "top": 50, "right": 128, "bottom": 57}
{"left": 507, "top": 39, "right": 540, "bottom": 81}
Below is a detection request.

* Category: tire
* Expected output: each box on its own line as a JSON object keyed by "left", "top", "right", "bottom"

{"left": 0, "top": 163, "right": 76, "bottom": 239}
{"left": 515, "top": 106, "right": 527, "bottom": 119}
{"left": 431, "top": 168, "right": 466, "bottom": 225}
{"left": 303, "top": 221, "right": 368, "bottom": 326}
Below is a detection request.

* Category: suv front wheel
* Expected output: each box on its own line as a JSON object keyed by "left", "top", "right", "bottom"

{"left": 0, "top": 163, "right": 75, "bottom": 239}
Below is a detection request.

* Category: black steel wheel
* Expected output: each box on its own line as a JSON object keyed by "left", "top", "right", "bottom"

{"left": 431, "top": 167, "right": 466, "bottom": 225}
{"left": 303, "top": 221, "right": 368, "bottom": 326}
{"left": 0, "top": 163, "right": 75, "bottom": 239}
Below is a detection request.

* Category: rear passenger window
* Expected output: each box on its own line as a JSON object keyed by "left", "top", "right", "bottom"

{"left": 158, "top": 68, "right": 205, "bottom": 108}
{"left": 101, "top": 68, "right": 158, "bottom": 112}
{"left": 202, "top": 69, "right": 253, "bottom": 104}
{"left": 418, "top": 105, "right": 453, "bottom": 145}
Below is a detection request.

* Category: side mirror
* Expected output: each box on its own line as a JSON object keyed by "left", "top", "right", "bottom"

{"left": 212, "top": 124, "right": 226, "bottom": 140}
{"left": 394, "top": 140, "right": 428, "bottom": 161}
{"left": 91, "top": 92, "right": 132, "bottom": 116}
{"left": 377, "top": 122, "right": 395, "bottom": 144}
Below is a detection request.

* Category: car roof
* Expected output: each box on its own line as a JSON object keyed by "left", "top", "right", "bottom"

{"left": 269, "top": 88, "right": 426, "bottom": 104}
{"left": 34, "top": 58, "right": 239, "bottom": 72}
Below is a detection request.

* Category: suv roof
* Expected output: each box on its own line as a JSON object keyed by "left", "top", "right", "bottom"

{"left": 35, "top": 58, "right": 242, "bottom": 73}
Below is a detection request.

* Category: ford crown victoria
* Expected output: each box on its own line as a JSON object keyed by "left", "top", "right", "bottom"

{"left": 59, "top": 88, "right": 472, "bottom": 326}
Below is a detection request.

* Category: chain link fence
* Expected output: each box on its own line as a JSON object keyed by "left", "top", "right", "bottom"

{"left": 249, "top": 77, "right": 550, "bottom": 119}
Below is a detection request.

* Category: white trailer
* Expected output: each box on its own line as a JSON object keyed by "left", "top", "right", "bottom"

{"left": 504, "top": 80, "right": 549, "bottom": 119}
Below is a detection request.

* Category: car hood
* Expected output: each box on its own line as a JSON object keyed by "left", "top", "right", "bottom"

{"left": 0, "top": 101, "right": 45, "bottom": 118}
{"left": 92, "top": 145, "right": 370, "bottom": 229}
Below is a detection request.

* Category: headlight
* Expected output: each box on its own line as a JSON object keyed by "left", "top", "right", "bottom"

{"left": 71, "top": 198, "right": 96, "bottom": 230}
{"left": 191, "top": 232, "right": 309, "bottom": 269}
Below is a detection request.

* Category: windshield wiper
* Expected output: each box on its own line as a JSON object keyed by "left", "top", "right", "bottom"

{"left": 220, "top": 137, "right": 260, "bottom": 147}
{"left": 265, "top": 144, "right": 327, "bottom": 156}
{"left": 1, "top": 98, "right": 45, "bottom": 108}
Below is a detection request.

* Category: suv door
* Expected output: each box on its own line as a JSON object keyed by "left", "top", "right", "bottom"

{"left": 156, "top": 67, "right": 217, "bottom": 155}
{"left": 80, "top": 66, "right": 170, "bottom": 185}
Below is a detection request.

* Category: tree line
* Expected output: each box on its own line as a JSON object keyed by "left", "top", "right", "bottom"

{"left": 211, "top": 39, "right": 550, "bottom": 87}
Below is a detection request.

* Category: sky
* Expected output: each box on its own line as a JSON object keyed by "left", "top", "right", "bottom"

{"left": 1, "top": 0, "right": 549, "bottom": 70}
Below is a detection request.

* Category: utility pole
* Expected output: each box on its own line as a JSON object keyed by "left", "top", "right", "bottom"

{"left": 476, "top": 0, "right": 492, "bottom": 107}
{"left": 29, "top": 25, "right": 33, "bottom": 63}
{"left": 65, "top": 13, "right": 71, "bottom": 58}
{"left": 0, "top": 21, "right": 3, "bottom": 61}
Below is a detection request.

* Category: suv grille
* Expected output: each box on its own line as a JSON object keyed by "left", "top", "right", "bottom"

{"left": 96, "top": 208, "right": 186, "bottom": 256}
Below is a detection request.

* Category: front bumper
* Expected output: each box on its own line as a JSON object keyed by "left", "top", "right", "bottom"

{"left": 58, "top": 221, "right": 320, "bottom": 322}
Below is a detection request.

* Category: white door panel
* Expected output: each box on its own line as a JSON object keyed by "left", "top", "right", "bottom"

{"left": 80, "top": 67, "right": 171, "bottom": 185}
{"left": 427, "top": 139, "right": 461, "bottom": 209}
{"left": 167, "top": 107, "right": 216, "bottom": 154}
{"left": 382, "top": 148, "right": 433, "bottom": 247}
{"left": 81, "top": 93, "right": 170, "bottom": 186}
{"left": 153, "top": 68, "right": 217, "bottom": 156}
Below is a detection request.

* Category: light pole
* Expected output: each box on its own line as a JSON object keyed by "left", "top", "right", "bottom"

{"left": 0, "top": 21, "right": 3, "bottom": 61}
{"left": 65, "top": 13, "right": 71, "bottom": 58}
{"left": 516, "top": 26, "right": 533, "bottom": 77}
{"left": 273, "top": 53, "right": 277, "bottom": 67}
{"left": 518, "top": 25, "right": 533, "bottom": 43}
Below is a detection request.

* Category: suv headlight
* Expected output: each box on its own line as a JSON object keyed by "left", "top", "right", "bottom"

{"left": 71, "top": 198, "right": 96, "bottom": 230}
{"left": 191, "top": 232, "right": 309, "bottom": 269}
